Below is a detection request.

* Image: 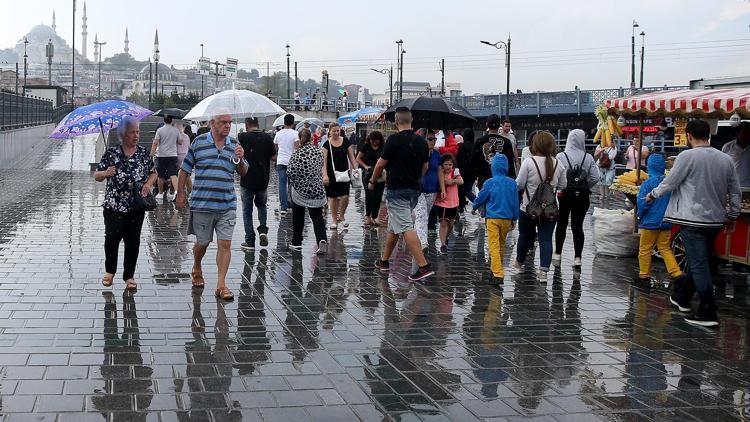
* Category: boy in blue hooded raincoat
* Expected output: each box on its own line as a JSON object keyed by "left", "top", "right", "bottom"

{"left": 634, "top": 153, "right": 686, "bottom": 288}
{"left": 473, "top": 154, "right": 519, "bottom": 285}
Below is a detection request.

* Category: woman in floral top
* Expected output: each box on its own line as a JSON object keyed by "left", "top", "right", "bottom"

{"left": 94, "top": 116, "right": 157, "bottom": 291}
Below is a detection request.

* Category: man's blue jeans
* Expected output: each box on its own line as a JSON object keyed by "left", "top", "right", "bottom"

{"left": 240, "top": 187, "right": 268, "bottom": 243}
{"left": 276, "top": 164, "right": 289, "bottom": 211}
{"left": 680, "top": 226, "right": 721, "bottom": 306}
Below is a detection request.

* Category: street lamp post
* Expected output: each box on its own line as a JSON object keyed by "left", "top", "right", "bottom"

{"left": 631, "top": 20, "right": 639, "bottom": 89}
{"left": 22, "top": 37, "right": 29, "bottom": 95}
{"left": 370, "top": 67, "right": 393, "bottom": 106}
{"left": 46, "top": 39, "right": 54, "bottom": 85}
{"left": 286, "top": 44, "right": 291, "bottom": 100}
{"left": 72, "top": 0, "right": 76, "bottom": 110}
{"left": 94, "top": 39, "right": 106, "bottom": 100}
{"left": 480, "top": 36, "right": 511, "bottom": 121}
{"left": 395, "top": 40, "right": 404, "bottom": 101}
{"left": 639, "top": 31, "right": 645, "bottom": 89}
{"left": 200, "top": 43, "right": 204, "bottom": 98}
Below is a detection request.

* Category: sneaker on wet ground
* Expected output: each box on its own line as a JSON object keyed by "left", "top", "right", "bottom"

{"left": 685, "top": 312, "right": 719, "bottom": 328}
{"left": 552, "top": 254, "right": 561, "bottom": 265}
{"left": 632, "top": 277, "right": 652, "bottom": 289}
{"left": 669, "top": 295, "right": 691, "bottom": 313}
{"left": 155, "top": 192, "right": 164, "bottom": 201}
{"left": 374, "top": 259, "right": 390, "bottom": 271}
{"left": 409, "top": 264, "right": 435, "bottom": 281}
{"left": 440, "top": 245, "right": 448, "bottom": 255}
{"left": 537, "top": 269, "right": 548, "bottom": 284}
{"left": 512, "top": 261, "right": 524, "bottom": 272}
{"left": 490, "top": 276, "right": 504, "bottom": 285}
{"left": 259, "top": 233, "right": 269, "bottom": 247}
{"left": 315, "top": 240, "right": 327, "bottom": 254}
{"left": 241, "top": 242, "right": 254, "bottom": 250}
{"left": 573, "top": 257, "right": 582, "bottom": 267}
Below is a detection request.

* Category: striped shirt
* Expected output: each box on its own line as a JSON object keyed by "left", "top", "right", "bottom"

{"left": 181, "top": 132, "right": 240, "bottom": 212}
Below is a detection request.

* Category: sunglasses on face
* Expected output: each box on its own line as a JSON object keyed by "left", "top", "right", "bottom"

{"left": 427, "top": 137, "right": 436, "bottom": 141}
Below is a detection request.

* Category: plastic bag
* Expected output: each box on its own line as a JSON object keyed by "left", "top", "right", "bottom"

{"left": 592, "top": 207, "right": 639, "bottom": 257}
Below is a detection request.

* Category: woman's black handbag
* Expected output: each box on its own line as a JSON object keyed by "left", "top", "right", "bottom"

{"left": 132, "top": 186, "right": 157, "bottom": 212}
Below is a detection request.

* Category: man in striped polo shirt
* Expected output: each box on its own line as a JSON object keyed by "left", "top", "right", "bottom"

{"left": 176, "top": 112, "right": 248, "bottom": 301}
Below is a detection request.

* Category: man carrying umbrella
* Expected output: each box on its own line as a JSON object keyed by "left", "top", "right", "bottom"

{"left": 370, "top": 107, "right": 435, "bottom": 281}
{"left": 176, "top": 112, "right": 248, "bottom": 301}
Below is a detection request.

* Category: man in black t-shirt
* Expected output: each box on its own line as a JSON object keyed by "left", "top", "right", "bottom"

{"left": 471, "top": 113, "right": 517, "bottom": 189}
{"left": 238, "top": 117, "right": 276, "bottom": 249}
{"left": 369, "top": 107, "right": 435, "bottom": 281}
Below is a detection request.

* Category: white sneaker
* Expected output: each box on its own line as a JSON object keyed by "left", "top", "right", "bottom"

{"left": 167, "top": 192, "right": 176, "bottom": 202}
{"left": 537, "top": 269, "right": 548, "bottom": 284}
{"left": 552, "top": 254, "right": 562, "bottom": 266}
{"left": 155, "top": 192, "right": 164, "bottom": 201}
{"left": 512, "top": 261, "right": 524, "bottom": 272}
{"left": 316, "top": 240, "right": 328, "bottom": 254}
{"left": 573, "top": 257, "right": 582, "bottom": 267}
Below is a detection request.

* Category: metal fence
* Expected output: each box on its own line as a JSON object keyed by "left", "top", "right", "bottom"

{"left": 0, "top": 91, "right": 68, "bottom": 131}
{"left": 275, "top": 97, "right": 362, "bottom": 113}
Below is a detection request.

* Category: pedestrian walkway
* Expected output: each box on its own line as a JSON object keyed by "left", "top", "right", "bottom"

{"left": 0, "top": 135, "right": 749, "bottom": 421}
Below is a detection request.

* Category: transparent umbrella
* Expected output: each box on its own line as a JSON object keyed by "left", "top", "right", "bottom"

{"left": 184, "top": 89, "right": 286, "bottom": 121}
{"left": 272, "top": 113, "right": 304, "bottom": 128}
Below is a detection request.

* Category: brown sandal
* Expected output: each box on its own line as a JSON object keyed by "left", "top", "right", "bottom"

{"left": 214, "top": 286, "right": 234, "bottom": 301}
{"left": 125, "top": 279, "right": 138, "bottom": 291}
{"left": 191, "top": 271, "right": 205, "bottom": 288}
{"left": 102, "top": 273, "right": 114, "bottom": 287}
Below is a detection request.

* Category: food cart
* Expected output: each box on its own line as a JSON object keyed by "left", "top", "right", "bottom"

{"left": 603, "top": 88, "right": 750, "bottom": 268}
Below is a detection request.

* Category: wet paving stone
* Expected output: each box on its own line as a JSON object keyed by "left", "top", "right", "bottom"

{"left": 1, "top": 136, "right": 750, "bottom": 420}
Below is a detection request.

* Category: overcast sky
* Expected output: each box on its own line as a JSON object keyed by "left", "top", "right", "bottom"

{"left": 4, "top": 0, "right": 750, "bottom": 94}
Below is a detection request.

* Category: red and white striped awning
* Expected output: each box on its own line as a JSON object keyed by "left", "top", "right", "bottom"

{"left": 604, "top": 88, "right": 750, "bottom": 118}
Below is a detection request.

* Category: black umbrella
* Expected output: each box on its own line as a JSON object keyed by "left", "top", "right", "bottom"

{"left": 153, "top": 108, "right": 187, "bottom": 119}
{"left": 384, "top": 96, "right": 476, "bottom": 130}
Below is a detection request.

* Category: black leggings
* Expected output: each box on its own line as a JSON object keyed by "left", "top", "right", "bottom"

{"left": 291, "top": 201, "right": 327, "bottom": 246}
{"left": 104, "top": 208, "right": 146, "bottom": 281}
{"left": 364, "top": 172, "right": 385, "bottom": 219}
{"left": 554, "top": 193, "right": 590, "bottom": 258}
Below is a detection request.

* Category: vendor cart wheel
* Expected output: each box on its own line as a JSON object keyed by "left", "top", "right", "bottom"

{"left": 670, "top": 232, "right": 689, "bottom": 273}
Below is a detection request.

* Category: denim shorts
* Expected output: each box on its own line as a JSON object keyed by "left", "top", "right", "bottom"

{"left": 386, "top": 188, "right": 419, "bottom": 234}
{"left": 189, "top": 209, "right": 236, "bottom": 245}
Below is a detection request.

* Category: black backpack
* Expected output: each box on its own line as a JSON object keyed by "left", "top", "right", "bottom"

{"left": 563, "top": 152, "right": 589, "bottom": 197}
{"left": 525, "top": 158, "right": 559, "bottom": 223}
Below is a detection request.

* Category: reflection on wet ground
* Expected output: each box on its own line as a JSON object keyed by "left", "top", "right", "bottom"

{"left": 0, "top": 136, "right": 749, "bottom": 421}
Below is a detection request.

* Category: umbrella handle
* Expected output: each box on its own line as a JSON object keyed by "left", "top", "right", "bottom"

{"left": 232, "top": 156, "right": 241, "bottom": 165}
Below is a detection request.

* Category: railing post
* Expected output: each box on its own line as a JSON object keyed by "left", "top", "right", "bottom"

{"left": 536, "top": 92, "right": 541, "bottom": 117}
{"left": 576, "top": 87, "right": 581, "bottom": 116}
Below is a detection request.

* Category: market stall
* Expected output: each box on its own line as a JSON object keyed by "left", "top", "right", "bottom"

{"left": 602, "top": 87, "right": 750, "bottom": 267}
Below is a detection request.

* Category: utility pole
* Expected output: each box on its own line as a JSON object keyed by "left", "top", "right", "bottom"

{"left": 266, "top": 61, "right": 270, "bottom": 94}
{"left": 72, "top": 0, "right": 76, "bottom": 109}
{"left": 396, "top": 40, "right": 403, "bottom": 101}
{"left": 22, "top": 37, "right": 29, "bottom": 96}
{"left": 639, "top": 31, "right": 645, "bottom": 89}
{"left": 94, "top": 39, "right": 106, "bottom": 100}
{"left": 46, "top": 39, "right": 54, "bottom": 85}
{"left": 286, "top": 44, "right": 291, "bottom": 99}
{"left": 294, "top": 61, "right": 298, "bottom": 93}
{"left": 440, "top": 59, "right": 445, "bottom": 96}
{"left": 631, "top": 20, "right": 639, "bottom": 89}
{"left": 15, "top": 62, "right": 19, "bottom": 94}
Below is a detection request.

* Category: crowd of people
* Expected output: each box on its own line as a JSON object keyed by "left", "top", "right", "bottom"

{"left": 94, "top": 110, "right": 744, "bottom": 328}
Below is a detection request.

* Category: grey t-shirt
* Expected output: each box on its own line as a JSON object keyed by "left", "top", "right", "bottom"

{"left": 154, "top": 124, "right": 180, "bottom": 157}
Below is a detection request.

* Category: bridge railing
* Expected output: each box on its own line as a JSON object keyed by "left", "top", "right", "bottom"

{"left": 0, "top": 91, "right": 58, "bottom": 131}
{"left": 449, "top": 86, "right": 687, "bottom": 113}
{"left": 274, "top": 97, "right": 362, "bottom": 113}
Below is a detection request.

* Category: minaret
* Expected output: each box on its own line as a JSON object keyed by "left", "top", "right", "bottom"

{"left": 81, "top": 2, "right": 88, "bottom": 60}
{"left": 93, "top": 33, "right": 99, "bottom": 63}
{"left": 154, "top": 29, "right": 159, "bottom": 51}
{"left": 52, "top": 10, "right": 56, "bottom": 33}
{"left": 124, "top": 28, "right": 129, "bottom": 55}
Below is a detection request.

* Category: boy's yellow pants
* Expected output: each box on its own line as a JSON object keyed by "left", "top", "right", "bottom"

{"left": 486, "top": 218, "right": 513, "bottom": 277}
{"left": 638, "top": 228, "right": 683, "bottom": 278}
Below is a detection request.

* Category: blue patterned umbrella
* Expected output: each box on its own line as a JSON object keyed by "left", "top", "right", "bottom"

{"left": 49, "top": 100, "right": 153, "bottom": 139}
